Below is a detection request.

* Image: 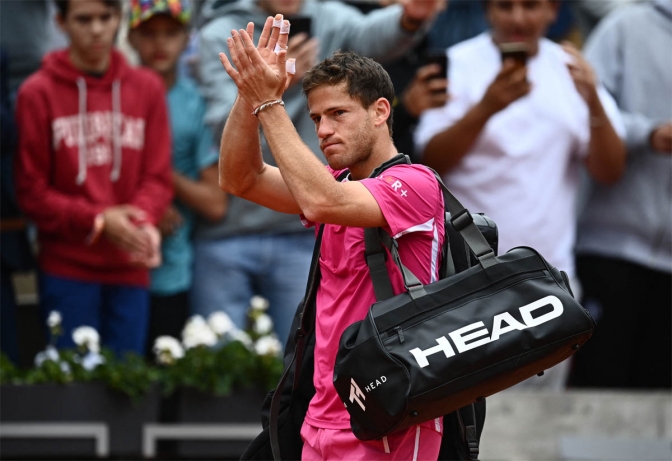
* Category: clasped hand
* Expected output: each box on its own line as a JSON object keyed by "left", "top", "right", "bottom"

{"left": 219, "top": 15, "right": 296, "bottom": 110}
{"left": 102, "top": 205, "right": 161, "bottom": 268}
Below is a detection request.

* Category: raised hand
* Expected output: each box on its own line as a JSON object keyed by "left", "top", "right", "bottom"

{"left": 403, "top": 0, "right": 446, "bottom": 19}
{"left": 400, "top": 0, "right": 446, "bottom": 30}
{"left": 562, "top": 41, "right": 599, "bottom": 106}
{"left": 479, "top": 60, "right": 530, "bottom": 116}
{"left": 402, "top": 63, "right": 449, "bottom": 118}
{"left": 650, "top": 122, "right": 672, "bottom": 153}
{"left": 254, "top": 15, "right": 289, "bottom": 70}
{"left": 219, "top": 15, "right": 295, "bottom": 109}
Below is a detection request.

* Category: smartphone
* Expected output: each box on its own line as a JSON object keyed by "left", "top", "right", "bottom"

{"left": 422, "top": 51, "right": 449, "bottom": 80}
{"left": 499, "top": 42, "right": 529, "bottom": 65}
{"left": 288, "top": 16, "right": 312, "bottom": 38}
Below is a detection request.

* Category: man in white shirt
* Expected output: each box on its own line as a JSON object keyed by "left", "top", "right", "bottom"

{"left": 415, "top": 0, "right": 626, "bottom": 389}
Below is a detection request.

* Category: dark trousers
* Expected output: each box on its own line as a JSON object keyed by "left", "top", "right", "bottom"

{"left": 1, "top": 266, "right": 19, "bottom": 364}
{"left": 145, "top": 291, "right": 189, "bottom": 362}
{"left": 570, "top": 255, "right": 671, "bottom": 389}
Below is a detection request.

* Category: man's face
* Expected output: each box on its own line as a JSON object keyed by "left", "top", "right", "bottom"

{"left": 258, "top": 0, "right": 303, "bottom": 17}
{"left": 486, "top": 0, "right": 558, "bottom": 55}
{"left": 57, "top": 0, "right": 120, "bottom": 69}
{"left": 130, "top": 15, "right": 188, "bottom": 77}
{"left": 308, "top": 83, "right": 378, "bottom": 172}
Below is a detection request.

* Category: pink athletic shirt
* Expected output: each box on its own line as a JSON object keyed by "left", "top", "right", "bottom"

{"left": 302, "top": 163, "right": 445, "bottom": 430}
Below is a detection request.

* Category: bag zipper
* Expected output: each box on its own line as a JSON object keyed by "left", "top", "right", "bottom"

{"left": 394, "top": 326, "right": 405, "bottom": 343}
{"left": 380, "top": 269, "right": 547, "bottom": 340}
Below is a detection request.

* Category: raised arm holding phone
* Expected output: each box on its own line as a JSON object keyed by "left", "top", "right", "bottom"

{"left": 414, "top": 0, "right": 627, "bottom": 390}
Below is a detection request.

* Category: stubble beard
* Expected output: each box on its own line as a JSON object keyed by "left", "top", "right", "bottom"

{"left": 327, "top": 117, "right": 375, "bottom": 174}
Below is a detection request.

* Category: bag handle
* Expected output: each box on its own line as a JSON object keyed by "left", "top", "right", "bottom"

{"left": 431, "top": 170, "right": 497, "bottom": 269}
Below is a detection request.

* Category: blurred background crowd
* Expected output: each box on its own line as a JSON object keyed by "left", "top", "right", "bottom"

{"left": 1, "top": 0, "right": 670, "bottom": 392}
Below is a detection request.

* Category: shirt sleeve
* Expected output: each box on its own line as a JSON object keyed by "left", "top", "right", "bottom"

{"left": 360, "top": 165, "right": 441, "bottom": 239}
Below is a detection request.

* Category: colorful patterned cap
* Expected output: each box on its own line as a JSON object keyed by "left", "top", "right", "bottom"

{"left": 129, "top": 0, "right": 192, "bottom": 29}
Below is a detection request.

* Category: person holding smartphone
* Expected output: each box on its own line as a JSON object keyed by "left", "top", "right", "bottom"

{"left": 415, "top": 0, "right": 627, "bottom": 390}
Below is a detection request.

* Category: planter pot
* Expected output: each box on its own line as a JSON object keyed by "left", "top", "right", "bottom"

{"left": 0, "top": 382, "right": 160, "bottom": 458}
{"left": 172, "top": 387, "right": 267, "bottom": 459}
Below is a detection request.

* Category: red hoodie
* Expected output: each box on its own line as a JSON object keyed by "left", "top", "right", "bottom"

{"left": 15, "top": 49, "right": 173, "bottom": 287}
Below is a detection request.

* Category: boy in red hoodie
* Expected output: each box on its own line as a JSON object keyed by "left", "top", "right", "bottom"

{"left": 14, "top": 0, "right": 173, "bottom": 357}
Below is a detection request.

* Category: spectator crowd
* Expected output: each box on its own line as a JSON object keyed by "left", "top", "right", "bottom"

{"left": 1, "top": 0, "right": 670, "bottom": 391}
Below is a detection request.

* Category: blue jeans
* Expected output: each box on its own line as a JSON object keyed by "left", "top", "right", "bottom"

{"left": 191, "top": 232, "right": 314, "bottom": 347}
{"left": 38, "top": 272, "right": 149, "bottom": 357}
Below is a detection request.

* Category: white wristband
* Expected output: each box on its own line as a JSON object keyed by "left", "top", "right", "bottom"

{"left": 252, "top": 99, "right": 285, "bottom": 116}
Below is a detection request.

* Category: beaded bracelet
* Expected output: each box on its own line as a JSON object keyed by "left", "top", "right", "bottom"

{"left": 252, "top": 99, "right": 285, "bottom": 116}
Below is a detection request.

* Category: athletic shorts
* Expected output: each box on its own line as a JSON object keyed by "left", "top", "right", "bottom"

{"left": 300, "top": 419, "right": 442, "bottom": 461}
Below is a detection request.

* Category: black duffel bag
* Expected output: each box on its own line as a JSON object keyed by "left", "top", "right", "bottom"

{"left": 333, "top": 177, "right": 596, "bottom": 442}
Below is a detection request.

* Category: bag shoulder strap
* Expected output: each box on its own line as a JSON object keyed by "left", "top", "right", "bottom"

{"left": 269, "top": 168, "right": 351, "bottom": 460}
{"left": 364, "top": 167, "right": 497, "bottom": 302}
{"left": 269, "top": 223, "right": 325, "bottom": 460}
{"left": 457, "top": 404, "right": 481, "bottom": 460}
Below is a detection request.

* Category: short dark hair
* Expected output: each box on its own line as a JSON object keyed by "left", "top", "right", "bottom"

{"left": 55, "top": 0, "right": 122, "bottom": 18}
{"left": 302, "top": 51, "right": 395, "bottom": 134}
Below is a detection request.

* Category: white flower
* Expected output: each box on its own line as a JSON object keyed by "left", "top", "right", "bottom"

{"left": 250, "top": 295, "right": 270, "bottom": 312}
{"left": 47, "top": 311, "right": 62, "bottom": 328}
{"left": 81, "top": 351, "right": 105, "bottom": 370}
{"left": 153, "top": 336, "right": 185, "bottom": 364}
{"left": 254, "top": 335, "right": 282, "bottom": 357}
{"left": 229, "top": 330, "right": 253, "bottom": 349}
{"left": 184, "top": 314, "right": 208, "bottom": 329}
{"left": 72, "top": 326, "right": 100, "bottom": 353}
{"left": 181, "top": 315, "right": 218, "bottom": 349}
{"left": 34, "top": 345, "right": 60, "bottom": 367}
{"left": 59, "top": 361, "right": 72, "bottom": 375}
{"left": 207, "top": 311, "right": 236, "bottom": 337}
{"left": 253, "top": 313, "right": 274, "bottom": 336}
